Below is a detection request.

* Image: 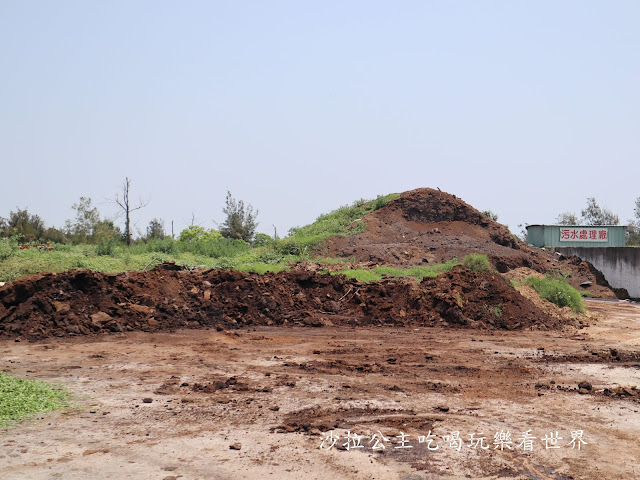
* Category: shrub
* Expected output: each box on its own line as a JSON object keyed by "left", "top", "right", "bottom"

{"left": 0, "top": 237, "right": 18, "bottom": 261}
{"left": 181, "top": 237, "right": 250, "bottom": 258}
{"left": 462, "top": 253, "right": 493, "bottom": 273}
{"left": 254, "top": 248, "right": 285, "bottom": 265}
{"left": 274, "top": 237, "right": 313, "bottom": 257}
{"left": 253, "top": 233, "right": 274, "bottom": 247}
{"left": 146, "top": 238, "right": 177, "bottom": 254}
{"left": 95, "top": 238, "right": 117, "bottom": 256}
{"left": 525, "top": 276, "right": 585, "bottom": 313}
{"left": 373, "top": 193, "right": 399, "bottom": 211}
{"left": 178, "top": 226, "right": 221, "bottom": 243}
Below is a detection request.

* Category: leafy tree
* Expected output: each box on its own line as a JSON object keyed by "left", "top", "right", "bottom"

{"left": 626, "top": 225, "right": 640, "bottom": 246}
{"left": 220, "top": 191, "right": 258, "bottom": 243}
{"left": 581, "top": 197, "right": 619, "bottom": 225}
{"left": 42, "top": 227, "right": 67, "bottom": 244}
{"left": 253, "top": 232, "right": 273, "bottom": 247}
{"left": 556, "top": 198, "right": 619, "bottom": 226}
{"left": 177, "top": 225, "right": 221, "bottom": 243}
{"left": 626, "top": 197, "right": 640, "bottom": 245}
{"left": 94, "top": 219, "right": 121, "bottom": 241}
{"left": 4, "top": 208, "right": 46, "bottom": 241}
{"left": 556, "top": 212, "right": 579, "bottom": 226}
{"left": 146, "top": 218, "right": 166, "bottom": 240}
{"left": 65, "top": 197, "right": 100, "bottom": 243}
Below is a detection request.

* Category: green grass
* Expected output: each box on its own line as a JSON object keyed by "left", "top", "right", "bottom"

{"left": 334, "top": 259, "right": 460, "bottom": 283}
{"left": 462, "top": 253, "right": 493, "bottom": 273}
{"left": 315, "top": 256, "right": 356, "bottom": 264}
{"left": 0, "top": 242, "right": 302, "bottom": 282}
{"left": 579, "top": 290, "right": 596, "bottom": 297}
{"left": 337, "top": 269, "right": 384, "bottom": 282}
{"left": 374, "top": 260, "right": 460, "bottom": 280}
{"left": 277, "top": 193, "right": 400, "bottom": 255}
{"left": 525, "top": 275, "right": 586, "bottom": 313}
{"left": 0, "top": 372, "right": 70, "bottom": 428}
{"left": 0, "top": 194, "right": 403, "bottom": 282}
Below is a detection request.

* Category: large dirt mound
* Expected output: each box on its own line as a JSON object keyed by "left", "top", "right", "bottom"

{"left": 326, "top": 188, "right": 532, "bottom": 270}
{"left": 325, "top": 188, "right": 617, "bottom": 298}
{"left": 0, "top": 263, "right": 564, "bottom": 340}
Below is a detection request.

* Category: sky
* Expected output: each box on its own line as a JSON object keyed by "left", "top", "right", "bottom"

{"left": 1, "top": 1, "right": 638, "bottom": 239}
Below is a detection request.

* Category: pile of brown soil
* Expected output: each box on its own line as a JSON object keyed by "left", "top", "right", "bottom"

{"left": 326, "top": 188, "right": 528, "bottom": 270}
{"left": 502, "top": 267, "right": 599, "bottom": 325}
{"left": 0, "top": 263, "right": 564, "bottom": 341}
{"left": 325, "top": 188, "right": 617, "bottom": 297}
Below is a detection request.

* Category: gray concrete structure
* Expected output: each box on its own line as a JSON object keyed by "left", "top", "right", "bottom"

{"left": 557, "top": 247, "right": 640, "bottom": 299}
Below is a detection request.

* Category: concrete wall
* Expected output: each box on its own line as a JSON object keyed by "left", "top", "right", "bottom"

{"left": 557, "top": 247, "right": 640, "bottom": 299}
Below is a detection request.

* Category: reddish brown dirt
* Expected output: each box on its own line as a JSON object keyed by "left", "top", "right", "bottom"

{"left": 0, "top": 263, "right": 568, "bottom": 341}
{"left": 1, "top": 300, "right": 639, "bottom": 479}
{"left": 324, "top": 188, "right": 617, "bottom": 298}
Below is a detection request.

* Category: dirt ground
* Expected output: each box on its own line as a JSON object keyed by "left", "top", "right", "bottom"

{"left": 1, "top": 299, "right": 639, "bottom": 480}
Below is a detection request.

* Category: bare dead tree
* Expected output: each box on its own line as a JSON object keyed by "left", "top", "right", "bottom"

{"left": 114, "top": 177, "right": 149, "bottom": 246}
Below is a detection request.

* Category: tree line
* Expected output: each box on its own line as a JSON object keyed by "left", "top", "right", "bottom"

{"left": 0, "top": 178, "right": 259, "bottom": 246}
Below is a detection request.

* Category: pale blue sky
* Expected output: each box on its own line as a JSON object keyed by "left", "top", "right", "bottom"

{"left": 1, "top": 1, "right": 638, "bottom": 238}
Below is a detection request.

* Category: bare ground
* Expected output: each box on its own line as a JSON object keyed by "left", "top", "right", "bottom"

{"left": 1, "top": 299, "right": 639, "bottom": 480}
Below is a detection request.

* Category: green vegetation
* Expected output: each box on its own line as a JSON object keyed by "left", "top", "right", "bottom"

{"left": 525, "top": 275, "right": 585, "bottom": 313}
{"left": 0, "top": 192, "right": 431, "bottom": 283}
{"left": 333, "top": 259, "right": 460, "bottom": 283}
{"left": 481, "top": 303, "right": 503, "bottom": 318}
{"left": 220, "top": 191, "right": 259, "bottom": 242}
{"left": 338, "top": 269, "right": 384, "bottom": 282}
{"left": 462, "top": 253, "right": 493, "bottom": 273}
{"left": 481, "top": 209, "right": 499, "bottom": 222}
{"left": 0, "top": 236, "right": 18, "bottom": 262}
{"left": 0, "top": 372, "right": 69, "bottom": 428}
{"left": 277, "top": 194, "right": 399, "bottom": 255}
{"left": 0, "top": 241, "right": 297, "bottom": 282}
{"left": 373, "top": 260, "right": 460, "bottom": 279}
{"left": 329, "top": 256, "right": 497, "bottom": 284}
{"left": 315, "top": 256, "right": 356, "bottom": 264}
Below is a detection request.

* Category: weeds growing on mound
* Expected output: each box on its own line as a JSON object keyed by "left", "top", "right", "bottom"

{"left": 332, "top": 256, "right": 494, "bottom": 283}
{"left": 525, "top": 275, "right": 585, "bottom": 313}
{"left": 276, "top": 194, "right": 399, "bottom": 255}
{"left": 0, "top": 195, "right": 501, "bottom": 286}
{"left": 462, "top": 253, "right": 494, "bottom": 273}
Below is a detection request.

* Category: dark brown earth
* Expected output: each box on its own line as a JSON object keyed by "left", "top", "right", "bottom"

{"left": 0, "top": 187, "right": 620, "bottom": 341}
{"left": 325, "top": 188, "right": 617, "bottom": 298}
{"left": 1, "top": 299, "right": 639, "bottom": 480}
{"left": 0, "top": 263, "right": 565, "bottom": 341}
